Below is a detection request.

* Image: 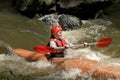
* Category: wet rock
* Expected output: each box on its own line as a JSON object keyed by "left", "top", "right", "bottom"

{"left": 38, "top": 14, "right": 59, "bottom": 27}
{"left": 58, "top": 14, "right": 82, "bottom": 30}
{"left": 38, "top": 14, "right": 82, "bottom": 30}
{"left": 57, "top": 1, "right": 112, "bottom": 19}
{"left": 12, "top": 0, "right": 56, "bottom": 18}
{"left": 12, "top": 0, "right": 112, "bottom": 19}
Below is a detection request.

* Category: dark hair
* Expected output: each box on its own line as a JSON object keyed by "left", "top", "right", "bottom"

{"left": 50, "top": 34, "right": 55, "bottom": 38}
{"left": 47, "top": 34, "right": 55, "bottom": 46}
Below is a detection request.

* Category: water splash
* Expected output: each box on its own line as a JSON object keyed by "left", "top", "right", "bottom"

{"left": 0, "top": 40, "right": 13, "bottom": 54}
{"left": 38, "top": 14, "right": 81, "bottom": 30}
{"left": 61, "top": 68, "right": 81, "bottom": 79}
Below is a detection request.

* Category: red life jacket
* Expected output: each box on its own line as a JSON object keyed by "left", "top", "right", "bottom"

{"left": 49, "top": 38, "right": 67, "bottom": 47}
{"left": 47, "top": 38, "right": 67, "bottom": 58}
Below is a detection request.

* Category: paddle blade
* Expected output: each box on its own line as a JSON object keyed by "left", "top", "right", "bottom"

{"left": 34, "top": 46, "right": 54, "bottom": 54}
{"left": 97, "top": 38, "right": 112, "bottom": 48}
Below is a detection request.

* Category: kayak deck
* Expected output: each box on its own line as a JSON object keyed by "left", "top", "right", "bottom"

{"left": 13, "top": 48, "right": 48, "bottom": 62}
{"left": 13, "top": 48, "right": 120, "bottom": 78}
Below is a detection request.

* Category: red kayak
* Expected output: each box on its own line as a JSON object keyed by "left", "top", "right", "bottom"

{"left": 13, "top": 48, "right": 120, "bottom": 78}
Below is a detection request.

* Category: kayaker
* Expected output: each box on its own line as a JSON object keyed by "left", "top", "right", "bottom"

{"left": 46, "top": 25, "right": 88, "bottom": 59}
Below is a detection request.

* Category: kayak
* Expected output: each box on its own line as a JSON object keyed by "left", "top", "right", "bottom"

{"left": 13, "top": 48, "right": 120, "bottom": 78}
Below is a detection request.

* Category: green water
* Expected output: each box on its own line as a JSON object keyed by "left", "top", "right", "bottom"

{"left": 0, "top": 1, "right": 50, "bottom": 50}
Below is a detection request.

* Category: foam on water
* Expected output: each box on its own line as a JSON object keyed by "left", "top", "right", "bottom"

{"left": 61, "top": 68, "right": 82, "bottom": 79}
{"left": 0, "top": 54, "right": 54, "bottom": 75}
{"left": 0, "top": 18, "right": 120, "bottom": 79}
{"left": 65, "top": 48, "right": 110, "bottom": 62}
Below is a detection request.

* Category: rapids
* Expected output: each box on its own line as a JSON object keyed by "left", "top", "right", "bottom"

{"left": 0, "top": 1, "right": 120, "bottom": 80}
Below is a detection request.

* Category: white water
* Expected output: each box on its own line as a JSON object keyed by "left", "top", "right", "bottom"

{"left": 0, "top": 0, "right": 120, "bottom": 79}
{"left": 0, "top": 18, "right": 120, "bottom": 80}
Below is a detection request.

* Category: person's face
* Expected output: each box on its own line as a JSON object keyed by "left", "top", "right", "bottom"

{"left": 54, "top": 31, "right": 62, "bottom": 39}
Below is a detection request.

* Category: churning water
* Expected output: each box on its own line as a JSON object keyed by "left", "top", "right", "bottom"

{"left": 0, "top": 1, "right": 120, "bottom": 80}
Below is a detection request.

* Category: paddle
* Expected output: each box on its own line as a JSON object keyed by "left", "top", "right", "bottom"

{"left": 34, "top": 37, "right": 112, "bottom": 54}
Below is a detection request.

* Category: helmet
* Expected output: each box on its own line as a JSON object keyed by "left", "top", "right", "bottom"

{"left": 51, "top": 25, "right": 62, "bottom": 35}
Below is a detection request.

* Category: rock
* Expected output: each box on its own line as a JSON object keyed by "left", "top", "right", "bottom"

{"left": 38, "top": 14, "right": 82, "bottom": 30}
{"left": 58, "top": 14, "right": 82, "bottom": 30}
{"left": 12, "top": 0, "right": 112, "bottom": 19}
{"left": 12, "top": 0, "right": 56, "bottom": 18}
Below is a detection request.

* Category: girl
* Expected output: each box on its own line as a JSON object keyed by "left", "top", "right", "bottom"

{"left": 47, "top": 25, "right": 88, "bottom": 58}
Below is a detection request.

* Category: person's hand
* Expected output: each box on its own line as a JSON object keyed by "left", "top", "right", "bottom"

{"left": 64, "top": 45, "right": 68, "bottom": 49}
{"left": 83, "top": 42, "right": 88, "bottom": 47}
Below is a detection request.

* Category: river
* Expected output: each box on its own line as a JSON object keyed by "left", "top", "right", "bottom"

{"left": 0, "top": 1, "right": 120, "bottom": 80}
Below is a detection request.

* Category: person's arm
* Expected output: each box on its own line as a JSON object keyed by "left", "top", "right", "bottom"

{"left": 69, "top": 42, "right": 88, "bottom": 49}
{"left": 50, "top": 40, "right": 88, "bottom": 50}
{"left": 65, "top": 41, "right": 88, "bottom": 49}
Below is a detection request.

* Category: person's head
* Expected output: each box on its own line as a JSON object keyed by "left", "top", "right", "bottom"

{"left": 51, "top": 25, "right": 63, "bottom": 39}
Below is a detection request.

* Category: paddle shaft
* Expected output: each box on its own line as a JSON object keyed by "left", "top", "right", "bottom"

{"left": 54, "top": 42, "right": 96, "bottom": 50}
